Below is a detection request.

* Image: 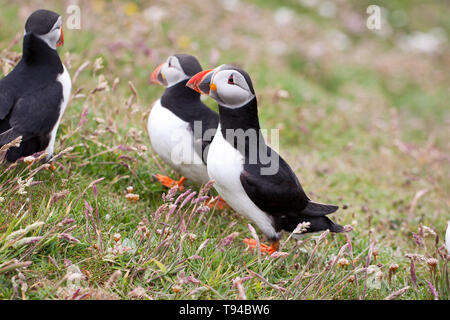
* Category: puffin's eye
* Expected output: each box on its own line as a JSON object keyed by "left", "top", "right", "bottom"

{"left": 228, "top": 74, "right": 234, "bottom": 84}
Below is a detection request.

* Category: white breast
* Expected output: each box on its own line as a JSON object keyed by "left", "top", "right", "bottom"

{"left": 147, "top": 99, "right": 210, "bottom": 184}
{"left": 207, "top": 124, "right": 279, "bottom": 239}
{"left": 46, "top": 64, "right": 71, "bottom": 160}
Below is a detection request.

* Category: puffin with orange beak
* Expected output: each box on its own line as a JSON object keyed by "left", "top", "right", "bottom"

{"left": 187, "top": 65, "right": 343, "bottom": 254}
{"left": 147, "top": 54, "right": 219, "bottom": 190}
{"left": 0, "top": 9, "right": 71, "bottom": 162}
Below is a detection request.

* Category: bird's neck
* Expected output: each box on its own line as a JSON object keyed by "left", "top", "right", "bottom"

{"left": 218, "top": 97, "right": 261, "bottom": 133}
{"left": 161, "top": 79, "right": 201, "bottom": 110}
{"left": 22, "top": 34, "right": 63, "bottom": 73}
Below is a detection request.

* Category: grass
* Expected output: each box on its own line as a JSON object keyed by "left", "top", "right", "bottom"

{"left": 0, "top": 0, "right": 449, "bottom": 300}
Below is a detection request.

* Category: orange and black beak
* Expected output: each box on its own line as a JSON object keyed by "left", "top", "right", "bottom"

{"left": 186, "top": 69, "right": 215, "bottom": 95}
{"left": 150, "top": 63, "right": 167, "bottom": 86}
{"left": 56, "top": 27, "right": 64, "bottom": 47}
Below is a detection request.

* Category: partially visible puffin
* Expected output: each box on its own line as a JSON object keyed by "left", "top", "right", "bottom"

{"left": 0, "top": 9, "right": 71, "bottom": 162}
{"left": 148, "top": 54, "right": 219, "bottom": 190}
{"left": 187, "top": 65, "right": 344, "bottom": 254}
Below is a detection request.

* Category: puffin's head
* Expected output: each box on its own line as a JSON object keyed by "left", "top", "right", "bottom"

{"left": 25, "top": 9, "right": 64, "bottom": 50}
{"left": 150, "top": 54, "right": 202, "bottom": 88}
{"left": 186, "top": 64, "right": 255, "bottom": 109}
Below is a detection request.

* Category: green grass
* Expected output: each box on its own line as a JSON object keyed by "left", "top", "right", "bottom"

{"left": 0, "top": 0, "right": 449, "bottom": 300}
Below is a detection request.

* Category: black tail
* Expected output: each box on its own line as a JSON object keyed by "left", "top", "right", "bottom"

{"left": 281, "top": 215, "right": 344, "bottom": 234}
{"left": 301, "top": 201, "right": 338, "bottom": 216}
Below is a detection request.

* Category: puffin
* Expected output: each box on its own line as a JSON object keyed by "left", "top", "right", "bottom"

{"left": 148, "top": 54, "right": 219, "bottom": 190}
{"left": 0, "top": 9, "right": 71, "bottom": 162}
{"left": 187, "top": 64, "right": 344, "bottom": 254}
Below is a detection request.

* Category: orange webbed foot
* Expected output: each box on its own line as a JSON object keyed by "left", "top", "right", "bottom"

{"left": 243, "top": 238, "right": 278, "bottom": 255}
{"left": 154, "top": 174, "right": 187, "bottom": 191}
{"left": 206, "top": 196, "right": 229, "bottom": 209}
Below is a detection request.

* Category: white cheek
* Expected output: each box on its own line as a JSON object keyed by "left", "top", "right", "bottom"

{"left": 164, "top": 68, "right": 188, "bottom": 87}
{"left": 217, "top": 85, "right": 250, "bottom": 107}
{"left": 37, "top": 29, "right": 60, "bottom": 49}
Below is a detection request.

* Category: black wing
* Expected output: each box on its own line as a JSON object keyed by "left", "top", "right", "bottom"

{"left": 9, "top": 81, "right": 63, "bottom": 138}
{"left": 0, "top": 91, "right": 15, "bottom": 121}
{"left": 240, "top": 146, "right": 339, "bottom": 219}
{"left": 0, "top": 79, "right": 19, "bottom": 144}
{"left": 240, "top": 146, "right": 311, "bottom": 217}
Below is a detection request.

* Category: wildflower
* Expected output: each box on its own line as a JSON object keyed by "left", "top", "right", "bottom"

{"left": 23, "top": 156, "right": 35, "bottom": 165}
{"left": 172, "top": 285, "right": 182, "bottom": 293}
{"left": 156, "top": 228, "right": 172, "bottom": 235}
{"left": 125, "top": 193, "right": 139, "bottom": 203}
{"left": 372, "top": 248, "right": 379, "bottom": 260}
{"left": 113, "top": 233, "right": 122, "bottom": 243}
{"left": 426, "top": 258, "right": 438, "bottom": 273}
{"left": 0, "top": 196, "right": 4, "bottom": 203}
{"left": 138, "top": 144, "right": 147, "bottom": 153}
{"left": 135, "top": 224, "right": 149, "bottom": 239}
{"left": 126, "top": 186, "right": 134, "bottom": 194}
{"left": 337, "top": 258, "right": 350, "bottom": 268}
{"left": 347, "top": 275, "right": 355, "bottom": 283}
{"left": 187, "top": 233, "right": 197, "bottom": 242}
{"left": 389, "top": 263, "right": 399, "bottom": 274}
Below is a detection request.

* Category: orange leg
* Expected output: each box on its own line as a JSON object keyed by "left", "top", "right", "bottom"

{"left": 243, "top": 238, "right": 279, "bottom": 255}
{"left": 154, "top": 174, "right": 187, "bottom": 191}
{"left": 206, "top": 196, "right": 229, "bottom": 209}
